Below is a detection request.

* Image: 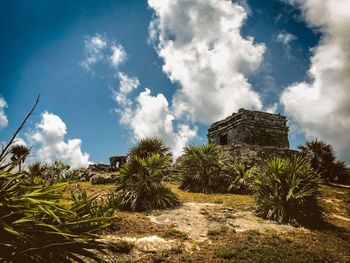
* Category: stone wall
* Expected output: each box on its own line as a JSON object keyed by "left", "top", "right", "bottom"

{"left": 207, "top": 108, "right": 296, "bottom": 166}
{"left": 208, "top": 108, "right": 289, "bottom": 148}
{"left": 222, "top": 143, "right": 298, "bottom": 167}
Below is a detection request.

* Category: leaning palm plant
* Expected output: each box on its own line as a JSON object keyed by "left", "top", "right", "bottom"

{"left": 254, "top": 156, "right": 321, "bottom": 225}
{"left": 179, "top": 144, "right": 231, "bottom": 193}
{"left": 115, "top": 154, "right": 180, "bottom": 211}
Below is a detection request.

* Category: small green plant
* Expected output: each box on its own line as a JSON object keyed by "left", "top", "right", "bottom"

{"left": 115, "top": 154, "right": 180, "bottom": 211}
{"left": 254, "top": 156, "right": 322, "bottom": 225}
{"left": 216, "top": 247, "right": 236, "bottom": 259}
{"left": 179, "top": 144, "right": 232, "bottom": 193}
{"left": 227, "top": 163, "right": 260, "bottom": 193}
{"left": 207, "top": 226, "right": 228, "bottom": 237}
{"left": 162, "top": 228, "right": 188, "bottom": 239}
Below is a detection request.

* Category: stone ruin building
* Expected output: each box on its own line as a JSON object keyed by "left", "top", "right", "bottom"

{"left": 109, "top": 156, "right": 127, "bottom": 170}
{"left": 207, "top": 108, "right": 296, "bottom": 166}
{"left": 88, "top": 155, "right": 127, "bottom": 172}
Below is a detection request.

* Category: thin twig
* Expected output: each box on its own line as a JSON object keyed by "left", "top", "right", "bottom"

{"left": 0, "top": 95, "right": 40, "bottom": 160}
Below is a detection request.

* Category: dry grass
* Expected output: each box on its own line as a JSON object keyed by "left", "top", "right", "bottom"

{"left": 165, "top": 182, "right": 255, "bottom": 209}
{"left": 74, "top": 181, "right": 350, "bottom": 262}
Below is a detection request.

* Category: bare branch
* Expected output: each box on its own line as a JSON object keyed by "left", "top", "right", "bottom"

{"left": 0, "top": 95, "right": 40, "bottom": 161}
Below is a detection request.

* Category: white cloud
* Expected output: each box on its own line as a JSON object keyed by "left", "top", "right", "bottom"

{"left": 29, "top": 112, "right": 90, "bottom": 168}
{"left": 80, "top": 34, "right": 126, "bottom": 71}
{"left": 0, "top": 96, "right": 8, "bottom": 128}
{"left": 80, "top": 34, "right": 108, "bottom": 70}
{"left": 281, "top": 0, "right": 350, "bottom": 162}
{"left": 113, "top": 72, "right": 140, "bottom": 124}
{"left": 148, "top": 0, "right": 265, "bottom": 123}
{"left": 275, "top": 32, "right": 297, "bottom": 45}
{"left": 126, "top": 88, "right": 197, "bottom": 157}
{"left": 265, "top": 103, "right": 278, "bottom": 114}
{"left": 110, "top": 44, "right": 127, "bottom": 68}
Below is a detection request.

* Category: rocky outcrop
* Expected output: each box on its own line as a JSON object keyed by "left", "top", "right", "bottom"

{"left": 89, "top": 173, "right": 116, "bottom": 185}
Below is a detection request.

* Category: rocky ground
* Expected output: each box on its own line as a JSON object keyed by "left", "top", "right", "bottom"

{"left": 78, "top": 182, "right": 350, "bottom": 263}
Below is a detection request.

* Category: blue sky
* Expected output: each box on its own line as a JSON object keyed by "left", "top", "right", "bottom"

{"left": 1, "top": 0, "right": 349, "bottom": 166}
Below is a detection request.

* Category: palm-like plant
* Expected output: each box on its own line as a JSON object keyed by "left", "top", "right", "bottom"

{"left": 0, "top": 96, "right": 121, "bottom": 262}
{"left": 298, "top": 139, "right": 336, "bottom": 182}
{"left": 115, "top": 154, "right": 180, "bottom": 211}
{"left": 330, "top": 160, "right": 350, "bottom": 185}
{"left": 254, "top": 156, "right": 321, "bottom": 225}
{"left": 227, "top": 163, "right": 260, "bottom": 193}
{"left": 28, "top": 161, "right": 47, "bottom": 177}
{"left": 10, "top": 144, "right": 30, "bottom": 171}
{"left": 179, "top": 144, "right": 231, "bottom": 194}
{"left": 128, "top": 137, "right": 172, "bottom": 159}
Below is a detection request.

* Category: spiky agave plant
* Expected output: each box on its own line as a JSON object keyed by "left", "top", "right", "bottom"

{"left": 179, "top": 144, "right": 231, "bottom": 194}
{"left": 254, "top": 156, "right": 322, "bottom": 225}
{"left": 0, "top": 96, "right": 120, "bottom": 262}
{"left": 115, "top": 154, "right": 180, "bottom": 211}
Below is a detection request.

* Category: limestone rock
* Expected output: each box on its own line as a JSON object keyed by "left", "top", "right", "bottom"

{"left": 90, "top": 173, "right": 116, "bottom": 185}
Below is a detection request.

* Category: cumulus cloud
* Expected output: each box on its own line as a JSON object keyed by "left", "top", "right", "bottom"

{"left": 0, "top": 96, "right": 8, "bottom": 128}
{"left": 280, "top": 0, "right": 350, "bottom": 162}
{"left": 148, "top": 0, "right": 265, "bottom": 123}
{"left": 29, "top": 112, "right": 90, "bottom": 168}
{"left": 80, "top": 34, "right": 126, "bottom": 71}
{"left": 113, "top": 72, "right": 140, "bottom": 124}
{"left": 119, "top": 88, "right": 197, "bottom": 157}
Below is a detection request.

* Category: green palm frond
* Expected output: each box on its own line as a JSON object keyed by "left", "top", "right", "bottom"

{"left": 254, "top": 156, "right": 322, "bottom": 225}
{"left": 128, "top": 137, "right": 172, "bottom": 160}
{"left": 116, "top": 154, "right": 180, "bottom": 211}
{"left": 179, "top": 144, "right": 232, "bottom": 194}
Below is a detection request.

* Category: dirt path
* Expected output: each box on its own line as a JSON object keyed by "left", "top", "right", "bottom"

{"left": 148, "top": 202, "right": 300, "bottom": 241}
{"left": 102, "top": 202, "right": 303, "bottom": 262}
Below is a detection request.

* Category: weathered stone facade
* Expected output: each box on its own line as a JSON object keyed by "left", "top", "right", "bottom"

{"left": 208, "top": 108, "right": 289, "bottom": 148}
{"left": 208, "top": 108, "right": 296, "bottom": 166}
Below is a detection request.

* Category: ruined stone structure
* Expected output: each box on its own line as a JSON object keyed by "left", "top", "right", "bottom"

{"left": 109, "top": 156, "right": 127, "bottom": 170}
{"left": 208, "top": 108, "right": 296, "bottom": 166}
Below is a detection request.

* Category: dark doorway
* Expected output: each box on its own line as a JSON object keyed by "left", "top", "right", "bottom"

{"left": 220, "top": 134, "right": 228, "bottom": 145}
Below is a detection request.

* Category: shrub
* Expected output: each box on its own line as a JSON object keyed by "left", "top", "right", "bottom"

{"left": 254, "top": 156, "right": 322, "bottom": 225}
{"left": 179, "top": 144, "right": 231, "bottom": 193}
{"left": 0, "top": 157, "right": 119, "bottom": 262}
{"left": 115, "top": 154, "right": 180, "bottom": 211}
{"left": 128, "top": 137, "right": 172, "bottom": 159}
{"left": 28, "top": 161, "right": 47, "bottom": 178}
{"left": 298, "top": 139, "right": 336, "bottom": 182}
{"left": 330, "top": 160, "right": 350, "bottom": 185}
{"left": 227, "top": 163, "right": 260, "bottom": 193}
{"left": 0, "top": 97, "right": 119, "bottom": 262}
